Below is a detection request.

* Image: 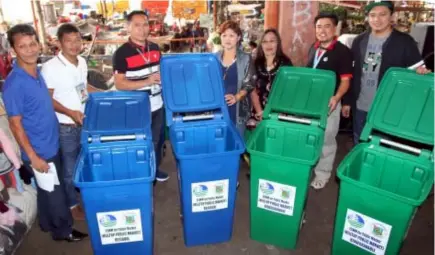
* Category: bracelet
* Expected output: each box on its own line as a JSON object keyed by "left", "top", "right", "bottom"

{"left": 235, "top": 93, "right": 242, "bottom": 102}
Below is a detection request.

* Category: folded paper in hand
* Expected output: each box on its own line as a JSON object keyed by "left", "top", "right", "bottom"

{"left": 32, "top": 162, "right": 60, "bottom": 192}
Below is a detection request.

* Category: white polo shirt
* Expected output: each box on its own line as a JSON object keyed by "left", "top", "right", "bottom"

{"left": 41, "top": 53, "right": 88, "bottom": 124}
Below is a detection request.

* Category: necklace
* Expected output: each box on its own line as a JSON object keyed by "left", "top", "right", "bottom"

{"left": 222, "top": 53, "right": 236, "bottom": 80}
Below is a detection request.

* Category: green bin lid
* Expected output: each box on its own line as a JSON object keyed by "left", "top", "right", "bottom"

{"left": 263, "top": 67, "right": 336, "bottom": 128}
{"left": 360, "top": 68, "right": 434, "bottom": 145}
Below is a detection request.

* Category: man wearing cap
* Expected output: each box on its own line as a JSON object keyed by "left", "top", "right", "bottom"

{"left": 342, "top": 0, "right": 431, "bottom": 145}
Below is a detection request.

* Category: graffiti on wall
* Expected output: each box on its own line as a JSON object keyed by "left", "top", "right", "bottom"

{"left": 279, "top": 0, "right": 318, "bottom": 66}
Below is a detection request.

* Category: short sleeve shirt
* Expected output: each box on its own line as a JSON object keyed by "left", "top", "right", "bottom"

{"left": 112, "top": 40, "right": 163, "bottom": 112}
{"left": 307, "top": 39, "right": 353, "bottom": 94}
{"left": 41, "top": 53, "right": 88, "bottom": 124}
{"left": 357, "top": 34, "right": 388, "bottom": 112}
{"left": 2, "top": 63, "right": 59, "bottom": 161}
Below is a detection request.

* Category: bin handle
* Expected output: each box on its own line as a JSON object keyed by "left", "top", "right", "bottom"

{"left": 177, "top": 114, "right": 215, "bottom": 122}
{"left": 277, "top": 114, "right": 312, "bottom": 125}
{"left": 371, "top": 136, "right": 422, "bottom": 155}
{"left": 87, "top": 135, "right": 140, "bottom": 143}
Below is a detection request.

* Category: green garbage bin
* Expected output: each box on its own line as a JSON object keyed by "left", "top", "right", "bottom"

{"left": 332, "top": 68, "right": 434, "bottom": 255}
{"left": 247, "top": 67, "right": 336, "bottom": 249}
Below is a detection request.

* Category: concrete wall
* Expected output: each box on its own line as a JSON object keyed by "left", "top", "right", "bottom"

{"left": 278, "top": 0, "right": 318, "bottom": 66}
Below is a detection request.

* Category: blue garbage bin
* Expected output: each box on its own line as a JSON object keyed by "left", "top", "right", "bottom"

{"left": 161, "top": 53, "right": 245, "bottom": 247}
{"left": 74, "top": 92, "right": 156, "bottom": 255}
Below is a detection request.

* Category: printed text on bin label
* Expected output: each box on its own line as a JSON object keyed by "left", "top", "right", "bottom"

{"left": 342, "top": 209, "right": 392, "bottom": 255}
{"left": 257, "top": 179, "right": 296, "bottom": 216}
{"left": 191, "top": 179, "right": 229, "bottom": 212}
{"left": 97, "top": 209, "right": 143, "bottom": 245}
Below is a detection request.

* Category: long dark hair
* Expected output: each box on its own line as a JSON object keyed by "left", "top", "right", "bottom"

{"left": 254, "top": 29, "right": 290, "bottom": 69}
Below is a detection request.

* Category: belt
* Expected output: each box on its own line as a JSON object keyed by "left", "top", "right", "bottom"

{"left": 60, "top": 123, "right": 77, "bottom": 127}
{"left": 137, "top": 90, "right": 162, "bottom": 97}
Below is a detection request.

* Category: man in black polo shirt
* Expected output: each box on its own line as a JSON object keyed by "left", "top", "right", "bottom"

{"left": 113, "top": 10, "right": 168, "bottom": 182}
{"left": 307, "top": 13, "right": 353, "bottom": 190}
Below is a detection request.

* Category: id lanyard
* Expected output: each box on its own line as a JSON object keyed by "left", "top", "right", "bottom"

{"left": 135, "top": 43, "right": 156, "bottom": 75}
{"left": 136, "top": 44, "right": 154, "bottom": 92}
{"left": 313, "top": 48, "right": 326, "bottom": 69}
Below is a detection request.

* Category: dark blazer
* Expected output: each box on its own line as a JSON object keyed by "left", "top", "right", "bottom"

{"left": 343, "top": 29, "right": 422, "bottom": 106}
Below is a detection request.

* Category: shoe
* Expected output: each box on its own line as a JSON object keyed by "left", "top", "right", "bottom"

{"left": 156, "top": 170, "right": 169, "bottom": 182}
{"left": 236, "top": 181, "right": 240, "bottom": 190}
{"left": 54, "top": 229, "right": 88, "bottom": 242}
{"left": 71, "top": 205, "right": 85, "bottom": 221}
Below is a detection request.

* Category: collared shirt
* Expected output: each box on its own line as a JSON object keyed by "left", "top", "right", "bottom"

{"left": 112, "top": 39, "right": 163, "bottom": 112}
{"left": 2, "top": 63, "right": 59, "bottom": 161}
{"left": 41, "top": 52, "right": 88, "bottom": 124}
{"left": 307, "top": 38, "right": 353, "bottom": 94}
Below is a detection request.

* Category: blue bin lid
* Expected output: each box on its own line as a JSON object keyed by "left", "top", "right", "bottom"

{"left": 160, "top": 53, "right": 228, "bottom": 126}
{"left": 81, "top": 92, "right": 152, "bottom": 144}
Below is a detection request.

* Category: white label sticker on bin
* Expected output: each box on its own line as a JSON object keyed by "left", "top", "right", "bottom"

{"left": 97, "top": 209, "right": 143, "bottom": 245}
{"left": 191, "top": 179, "right": 229, "bottom": 212}
{"left": 257, "top": 179, "right": 296, "bottom": 216}
{"left": 342, "top": 209, "right": 392, "bottom": 255}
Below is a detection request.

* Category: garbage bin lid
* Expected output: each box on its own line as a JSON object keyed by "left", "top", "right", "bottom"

{"left": 361, "top": 68, "right": 434, "bottom": 145}
{"left": 161, "top": 54, "right": 229, "bottom": 126}
{"left": 263, "top": 67, "right": 336, "bottom": 129}
{"left": 81, "top": 91, "right": 152, "bottom": 143}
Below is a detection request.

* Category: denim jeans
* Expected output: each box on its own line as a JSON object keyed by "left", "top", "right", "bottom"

{"left": 59, "top": 125, "right": 81, "bottom": 208}
{"left": 352, "top": 108, "right": 368, "bottom": 145}
{"left": 24, "top": 152, "right": 73, "bottom": 239}
{"left": 152, "top": 108, "right": 164, "bottom": 170}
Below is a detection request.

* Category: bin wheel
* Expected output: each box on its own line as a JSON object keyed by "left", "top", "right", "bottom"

{"left": 299, "top": 211, "right": 306, "bottom": 230}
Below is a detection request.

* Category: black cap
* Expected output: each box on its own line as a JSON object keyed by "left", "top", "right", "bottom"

{"left": 365, "top": 1, "right": 394, "bottom": 14}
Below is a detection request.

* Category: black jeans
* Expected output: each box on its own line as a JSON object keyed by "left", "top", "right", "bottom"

{"left": 24, "top": 152, "right": 73, "bottom": 239}
{"left": 352, "top": 108, "right": 368, "bottom": 145}
{"left": 152, "top": 108, "right": 164, "bottom": 170}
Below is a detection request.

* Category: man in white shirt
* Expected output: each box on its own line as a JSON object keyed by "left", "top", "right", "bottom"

{"left": 42, "top": 23, "right": 92, "bottom": 220}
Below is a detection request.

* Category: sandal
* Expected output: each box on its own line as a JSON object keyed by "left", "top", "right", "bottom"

{"left": 243, "top": 153, "right": 250, "bottom": 166}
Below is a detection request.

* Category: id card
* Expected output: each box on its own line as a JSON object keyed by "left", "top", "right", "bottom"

{"left": 75, "top": 83, "right": 88, "bottom": 103}
{"left": 150, "top": 84, "right": 161, "bottom": 96}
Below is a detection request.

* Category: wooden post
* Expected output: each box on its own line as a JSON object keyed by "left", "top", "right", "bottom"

{"left": 31, "top": 0, "right": 39, "bottom": 36}
{"left": 33, "top": 0, "right": 48, "bottom": 53}
{"left": 264, "top": 0, "right": 279, "bottom": 29}
{"left": 213, "top": 0, "right": 217, "bottom": 30}
{"left": 278, "top": 0, "right": 319, "bottom": 66}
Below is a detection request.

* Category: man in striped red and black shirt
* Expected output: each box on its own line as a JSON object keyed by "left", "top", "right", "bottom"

{"left": 113, "top": 10, "right": 169, "bottom": 182}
